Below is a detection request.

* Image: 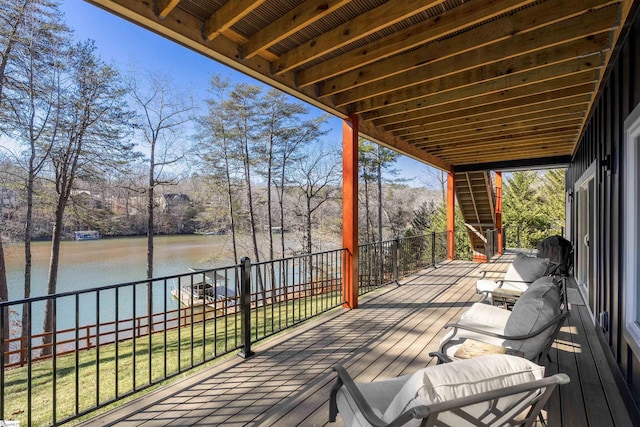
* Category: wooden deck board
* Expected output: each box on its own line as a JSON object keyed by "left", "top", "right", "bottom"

{"left": 78, "top": 255, "right": 633, "bottom": 427}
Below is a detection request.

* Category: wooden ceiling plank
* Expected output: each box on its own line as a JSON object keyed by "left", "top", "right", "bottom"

{"left": 332, "top": 30, "right": 610, "bottom": 106}
{"left": 408, "top": 115, "right": 585, "bottom": 141}
{"left": 272, "top": 0, "right": 447, "bottom": 75}
{"left": 441, "top": 143, "right": 577, "bottom": 162}
{"left": 296, "top": 0, "right": 536, "bottom": 87}
{"left": 156, "top": 0, "right": 181, "bottom": 18}
{"left": 321, "top": 1, "right": 617, "bottom": 98}
{"left": 242, "top": 0, "right": 351, "bottom": 59}
{"left": 447, "top": 150, "right": 575, "bottom": 165}
{"left": 416, "top": 135, "right": 577, "bottom": 152}
{"left": 204, "top": 0, "right": 267, "bottom": 41}
{"left": 404, "top": 118, "right": 584, "bottom": 144}
{"left": 433, "top": 141, "right": 577, "bottom": 159}
{"left": 352, "top": 56, "right": 601, "bottom": 114}
{"left": 436, "top": 144, "right": 577, "bottom": 162}
{"left": 384, "top": 85, "right": 593, "bottom": 134}
{"left": 416, "top": 129, "right": 580, "bottom": 151}
{"left": 357, "top": 119, "right": 451, "bottom": 171}
{"left": 394, "top": 98, "right": 589, "bottom": 136}
{"left": 373, "top": 81, "right": 595, "bottom": 127}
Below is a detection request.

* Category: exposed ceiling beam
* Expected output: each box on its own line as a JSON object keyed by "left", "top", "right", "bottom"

{"left": 156, "top": 0, "right": 181, "bottom": 18}
{"left": 394, "top": 98, "right": 589, "bottom": 137}
{"left": 272, "top": 0, "right": 447, "bottom": 74}
{"left": 443, "top": 145, "right": 576, "bottom": 163}
{"left": 296, "top": 0, "right": 536, "bottom": 87}
{"left": 241, "top": 0, "right": 351, "bottom": 59}
{"left": 204, "top": 0, "right": 267, "bottom": 41}
{"left": 407, "top": 116, "right": 585, "bottom": 141}
{"left": 356, "top": 119, "right": 451, "bottom": 171}
{"left": 454, "top": 156, "right": 572, "bottom": 172}
{"left": 321, "top": 0, "right": 617, "bottom": 98}
{"left": 407, "top": 121, "right": 583, "bottom": 146}
{"left": 416, "top": 129, "right": 579, "bottom": 151}
{"left": 352, "top": 57, "right": 601, "bottom": 114}
{"left": 332, "top": 31, "right": 610, "bottom": 106}
{"left": 380, "top": 84, "right": 594, "bottom": 130}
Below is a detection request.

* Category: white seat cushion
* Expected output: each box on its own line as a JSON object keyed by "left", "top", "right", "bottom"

{"left": 382, "top": 355, "right": 545, "bottom": 426}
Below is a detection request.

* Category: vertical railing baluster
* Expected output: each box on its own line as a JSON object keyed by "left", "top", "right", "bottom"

{"left": 190, "top": 274, "right": 195, "bottom": 368}
{"left": 96, "top": 291, "right": 100, "bottom": 407}
{"left": 431, "top": 232, "right": 436, "bottom": 266}
{"left": 115, "top": 287, "right": 119, "bottom": 397}
{"left": 75, "top": 294, "right": 80, "bottom": 415}
{"left": 148, "top": 281, "right": 153, "bottom": 385}
{"left": 27, "top": 301, "right": 32, "bottom": 427}
{"left": 392, "top": 238, "right": 399, "bottom": 284}
{"left": 52, "top": 298, "right": 57, "bottom": 425}
{"left": 164, "top": 279, "right": 168, "bottom": 379}
{"left": 239, "top": 257, "right": 254, "bottom": 358}
{"left": 133, "top": 285, "right": 137, "bottom": 388}
{"left": 0, "top": 304, "right": 4, "bottom": 422}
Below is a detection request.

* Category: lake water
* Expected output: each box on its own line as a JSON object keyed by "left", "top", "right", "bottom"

{"left": 5, "top": 234, "right": 239, "bottom": 301}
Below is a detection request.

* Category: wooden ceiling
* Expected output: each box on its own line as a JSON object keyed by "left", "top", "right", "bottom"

{"left": 87, "top": 0, "right": 634, "bottom": 172}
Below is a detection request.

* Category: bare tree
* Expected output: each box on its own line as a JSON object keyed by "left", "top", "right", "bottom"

{"left": 292, "top": 147, "right": 341, "bottom": 255}
{"left": 197, "top": 75, "right": 241, "bottom": 266}
{"left": 41, "top": 40, "right": 134, "bottom": 355}
{"left": 125, "top": 70, "right": 193, "bottom": 279}
{"left": 0, "top": 0, "right": 68, "bottom": 346}
{"left": 226, "top": 83, "right": 264, "bottom": 264}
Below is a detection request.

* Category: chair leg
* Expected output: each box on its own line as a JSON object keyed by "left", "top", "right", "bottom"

{"left": 538, "top": 411, "right": 548, "bottom": 427}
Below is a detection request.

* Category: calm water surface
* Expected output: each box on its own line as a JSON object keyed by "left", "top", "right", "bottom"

{"left": 5, "top": 234, "right": 236, "bottom": 300}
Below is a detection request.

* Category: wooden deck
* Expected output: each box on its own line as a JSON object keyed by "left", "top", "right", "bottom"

{"left": 80, "top": 254, "right": 635, "bottom": 426}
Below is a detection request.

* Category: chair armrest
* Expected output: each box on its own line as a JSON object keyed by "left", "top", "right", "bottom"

{"left": 491, "top": 287, "right": 524, "bottom": 298}
{"left": 428, "top": 351, "right": 453, "bottom": 364}
{"left": 329, "top": 365, "right": 389, "bottom": 427}
{"left": 442, "top": 311, "right": 568, "bottom": 341}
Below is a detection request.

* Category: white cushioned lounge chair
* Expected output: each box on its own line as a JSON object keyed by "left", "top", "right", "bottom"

{"left": 329, "top": 354, "right": 569, "bottom": 427}
{"left": 476, "top": 253, "right": 554, "bottom": 305}
{"left": 433, "top": 276, "right": 568, "bottom": 364}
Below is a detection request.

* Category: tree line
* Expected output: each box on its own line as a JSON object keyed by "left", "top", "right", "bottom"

{"left": 0, "top": 0, "right": 433, "bottom": 346}
{"left": 0, "top": 1, "right": 566, "bottom": 346}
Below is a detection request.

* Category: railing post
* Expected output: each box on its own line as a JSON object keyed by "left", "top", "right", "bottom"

{"left": 517, "top": 224, "right": 521, "bottom": 249}
{"left": 561, "top": 226, "right": 565, "bottom": 237}
{"left": 238, "top": 257, "right": 255, "bottom": 359}
{"left": 431, "top": 232, "right": 436, "bottom": 266}
{"left": 392, "top": 238, "right": 399, "bottom": 284}
{"left": 503, "top": 226, "right": 507, "bottom": 251}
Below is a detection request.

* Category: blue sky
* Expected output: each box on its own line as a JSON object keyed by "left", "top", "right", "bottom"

{"left": 60, "top": 0, "right": 436, "bottom": 187}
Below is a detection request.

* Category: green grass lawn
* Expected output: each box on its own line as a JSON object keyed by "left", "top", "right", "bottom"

{"left": 3, "top": 291, "right": 342, "bottom": 426}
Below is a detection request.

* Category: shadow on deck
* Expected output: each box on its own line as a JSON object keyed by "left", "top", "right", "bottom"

{"left": 80, "top": 253, "right": 634, "bottom": 426}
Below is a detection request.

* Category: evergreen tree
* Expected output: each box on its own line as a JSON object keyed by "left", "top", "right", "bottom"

{"left": 502, "top": 171, "right": 550, "bottom": 248}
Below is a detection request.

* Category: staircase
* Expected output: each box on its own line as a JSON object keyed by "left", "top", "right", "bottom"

{"left": 454, "top": 171, "right": 496, "bottom": 261}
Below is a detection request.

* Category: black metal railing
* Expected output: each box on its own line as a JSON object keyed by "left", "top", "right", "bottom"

{"left": 357, "top": 232, "right": 450, "bottom": 296}
{"left": 0, "top": 248, "right": 346, "bottom": 426}
{"left": 0, "top": 232, "right": 461, "bottom": 426}
{"left": 503, "top": 224, "right": 565, "bottom": 250}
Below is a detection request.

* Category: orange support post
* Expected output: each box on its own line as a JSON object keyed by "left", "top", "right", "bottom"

{"left": 447, "top": 171, "right": 455, "bottom": 260}
{"left": 495, "top": 171, "right": 503, "bottom": 255}
{"left": 342, "top": 115, "right": 358, "bottom": 309}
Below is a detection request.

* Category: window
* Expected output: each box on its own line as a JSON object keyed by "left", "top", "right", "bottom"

{"left": 623, "top": 103, "right": 640, "bottom": 354}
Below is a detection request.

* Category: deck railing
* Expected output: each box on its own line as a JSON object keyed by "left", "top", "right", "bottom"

{"left": 358, "top": 232, "right": 449, "bottom": 295}
{"left": 2, "top": 233, "right": 452, "bottom": 426}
